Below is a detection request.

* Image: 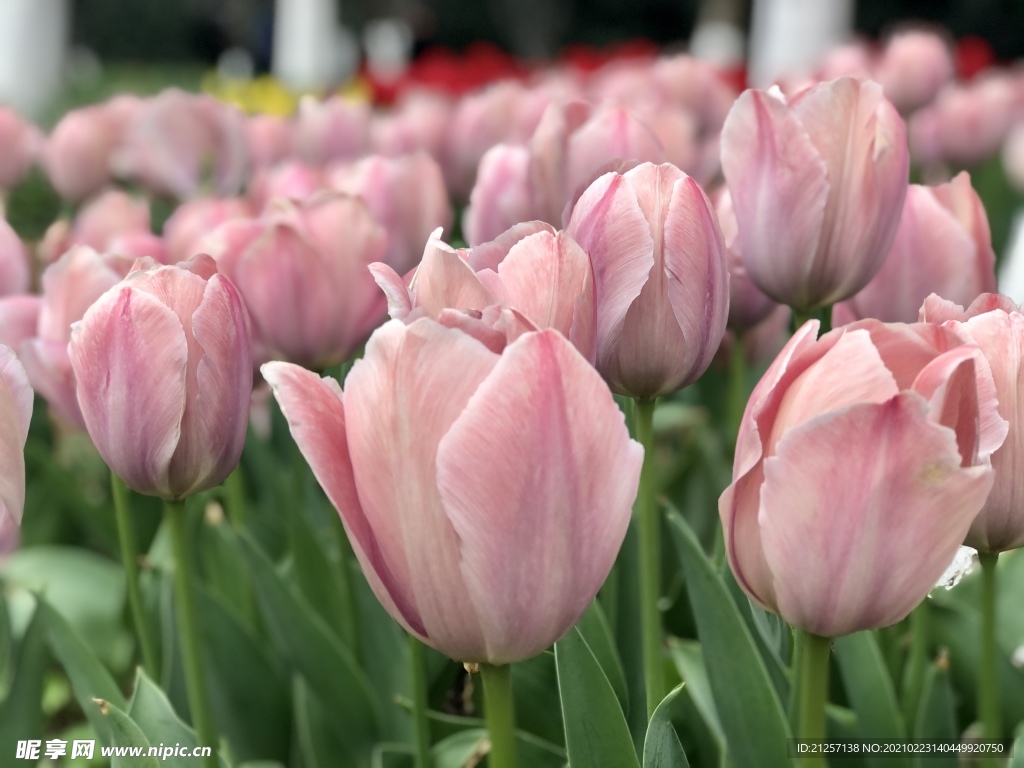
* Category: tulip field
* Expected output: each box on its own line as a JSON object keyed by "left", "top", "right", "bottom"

{"left": 2, "top": 27, "right": 1024, "bottom": 768}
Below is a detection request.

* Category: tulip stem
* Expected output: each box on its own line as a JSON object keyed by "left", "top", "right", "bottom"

{"left": 480, "top": 663, "right": 517, "bottom": 768}
{"left": 111, "top": 473, "right": 158, "bottom": 680}
{"left": 167, "top": 499, "right": 218, "bottom": 768}
{"left": 633, "top": 396, "right": 663, "bottom": 717}
{"left": 979, "top": 551, "right": 1001, "bottom": 764}
{"left": 408, "top": 634, "right": 431, "bottom": 768}
{"left": 902, "top": 602, "right": 930, "bottom": 729}
{"left": 794, "top": 630, "right": 831, "bottom": 768}
{"left": 222, "top": 466, "right": 246, "bottom": 529}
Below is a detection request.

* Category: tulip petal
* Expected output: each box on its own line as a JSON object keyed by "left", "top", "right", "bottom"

{"left": 463, "top": 144, "right": 532, "bottom": 247}
{"left": 759, "top": 393, "right": 993, "bottom": 637}
{"left": 411, "top": 238, "right": 492, "bottom": 318}
{"left": 344, "top": 319, "right": 500, "bottom": 661}
{"left": 467, "top": 221, "right": 556, "bottom": 273}
{"left": 720, "top": 89, "right": 828, "bottom": 308}
{"left": 0, "top": 345, "right": 30, "bottom": 525}
{"left": 261, "top": 360, "right": 427, "bottom": 638}
{"left": 437, "top": 330, "right": 641, "bottom": 662}
{"left": 566, "top": 173, "right": 654, "bottom": 356}
{"left": 69, "top": 286, "right": 187, "bottom": 496}
{"left": 19, "top": 338, "right": 82, "bottom": 428}
{"left": 368, "top": 262, "right": 414, "bottom": 320}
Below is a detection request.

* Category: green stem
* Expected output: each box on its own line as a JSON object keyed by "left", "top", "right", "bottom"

{"left": 111, "top": 473, "right": 158, "bottom": 679}
{"left": 727, "top": 336, "right": 747, "bottom": 451}
{"left": 903, "top": 602, "right": 930, "bottom": 729}
{"left": 979, "top": 552, "right": 1001, "bottom": 763}
{"left": 633, "top": 397, "right": 663, "bottom": 717}
{"left": 222, "top": 467, "right": 246, "bottom": 529}
{"left": 787, "top": 628, "right": 806, "bottom": 726}
{"left": 791, "top": 306, "right": 833, "bottom": 336}
{"left": 408, "top": 635, "right": 431, "bottom": 768}
{"left": 794, "top": 630, "right": 831, "bottom": 768}
{"left": 167, "top": 500, "right": 217, "bottom": 768}
{"left": 480, "top": 663, "right": 517, "bottom": 768}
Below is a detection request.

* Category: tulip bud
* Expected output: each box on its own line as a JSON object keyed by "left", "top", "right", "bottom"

{"left": 163, "top": 197, "right": 252, "bottom": 265}
{"left": 722, "top": 319, "right": 1005, "bottom": 637}
{"left": 263, "top": 319, "right": 641, "bottom": 663}
{"left": 833, "top": 173, "right": 996, "bottom": 325}
{"left": 69, "top": 255, "right": 252, "bottom": 499}
{"left": 714, "top": 189, "right": 777, "bottom": 331}
{"left": 0, "top": 219, "right": 30, "bottom": 297}
{"left": 0, "top": 108, "right": 41, "bottom": 191}
{"left": 921, "top": 293, "right": 1024, "bottom": 553}
{"left": 877, "top": 29, "right": 954, "bottom": 114}
{"left": 39, "top": 189, "right": 153, "bottom": 264}
{"left": 245, "top": 114, "right": 293, "bottom": 170}
{"left": 45, "top": 105, "right": 120, "bottom": 201}
{"left": 566, "top": 162, "right": 729, "bottom": 398}
{"left": 721, "top": 77, "right": 909, "bottom": 310}
{"left": 292, "top": 95, "right": 371, "bottom": 166}
{"left": 462, "top": 145, "right": 532, "bottom": 247}
{"left": 201, "top": 193, "right": 387, "bottom": 369}
{"left": 0, "top": 344, "right": 32, "bottom": 531}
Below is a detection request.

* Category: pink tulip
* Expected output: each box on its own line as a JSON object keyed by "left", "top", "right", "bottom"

{"left": 113, "top": 89, "right": 249, "bottom": 199}
{"left": 245, "top": 115, "right": 293, "bottom": 170}
{"left": 201, "top": 193, "right": 387, "bottom": 368}
{"left": 39, "top": 189, "right": 152, "bottom": 263}
{"left": 327, "top": 153, "right": 453, "bottom": 274}
{"left": 462, "top": 145, "right": 532, "bottom": 247}
{"left": 45, "top": 105, "right": 120, "bottom": 201}
{"left": 921, "top": 293, "right": 1024, "bottom": 552}
{"left": 0, "top": 219, "right": 30, "bottom": 296}
{"left": 371, "top": 224, "right": 596, "bottom": 359}
{"left": 0, "top": 108, "right": 41, "bottom": 191}
{"left": 371, "top": 90, "right": 452, "bottom": 159}
{"left": 932, "top": 76, "right": 1016, "bottom": 167}
{"left": 714, "top": 189, "right": 777, "bottom": 331}
{"left": 163, "top": 197, "right": 252, "bottom": 265}
{"left": 69, "top": 255, "right": 252, "bottom": 499}
{"left": 0, "top": 344, "right": 32, "bottom": 529}
{"left": 0, "top": 296, "right": 41, "bottom": 351}
{"left": 720, "top": 77, "right": 909, "bottom": 310}
{"left": 877, "top": 29, "right": 954, "bottom": 113}
{"left": 722, "top": 319, "right": 1006, "bottom": 637}
{"left": 20, "top": 246, "right": 135, "bottom": 427}
{"left": 834, "top": 173, "right": 996, "bottom": 325}
{"left": 248, "top": 162, "right": 328, "bottom": 210}
{"left": 566, "top": 162, "right": 729, "bottom": 398}
{"left": 106, "top": 231, "right": 168, "bottom": 264}
{"left": 263, "top": 319, "right": 641, "bottom": 662}
{"left": 292, "top": 96, "right": 371, "bottom": 166}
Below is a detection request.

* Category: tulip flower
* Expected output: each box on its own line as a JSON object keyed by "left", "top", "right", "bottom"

{"left": 244, "top": 114, "right": 293, "bottom": 170}
{"left": 45, "top": 104, "right": 122, "bottom": 201}
{"left": 566, "top": 162, "right": 729, "bottom": 399}
{"left": 248, "top": 163, "right": 328, "bottom": 210}
{"left": 328, "top": 153, "right": 453, "bottom": 274}
{"left": 715, "top": 189, "right": 777, "bottom": 332}
{"left": 877, "top": 29, "right": 954, "bottom": 114}
{"left": 21, "top": 246, "right": 135, "bottom": 427}
{"left": 833, "top": 173, "right": 997, "bottom": 325}
{"left": 200, "top": 193, "right": 387, "bottom": 368}
{"left": 462, "top": 145, "right": 533, "bottom": 247}
{"left": 0, "top": 219, "right": 29, "bottom": 297}
{"left": 162, "top": 197, "right": 252, "bottom": 265}
{"left": 0, "top": 296, "right": 41, "bottom": 351}
{"left": 720, "top": 77, "right": 909, "bottom": 311}
{"left": 370, "top": 90, "right": 452, "bottom": 159}
{"left": 292, "top": 95, "right": 371, "bottom": 166}
{"left": 0, "top": 344, "right": 32, "bottom": 530}
{"left": 0, "top": 107, "right": 41, "bottom": 192}
{"left": 263, "top": 318, "right": 641, "bottom": 663}
{"left": 39, "top": 189, "right": 153, "bottom": 264}
{"left": 69, "top": 255, "right": 252, "bottom": 500}
{"left": 370, "top": 224, "right": 596, "bottom": 360}
{"left": 722, "top": 319, "right": 1005, "bottom": 638}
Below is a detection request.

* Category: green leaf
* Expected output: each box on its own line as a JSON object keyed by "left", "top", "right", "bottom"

{"left": 36, "top": 597, "right": 125, "bottom": 745}
{"left": 512, "top": 652, "right": 565, "bottom": 746}
{"left": 643, "top": 685, "right": 691, "bottom": 768}
{"left": 240, "top": 533, "right": 379, "bottom": 759}
{"left": 293, "top": 675, "right": 355, "bottom": 768}
{"left": 912, "top": 660, "right": 958, "bottom": 768}
{"left": 667, "top": 511, "right": 790, "bottom": 768}
{"left": 0, "top": 584, "right": 11, "bottom": 686}
{"left": 555, "top": 627, "right": 640, "bottom": 768}
{"left": 0, "top": 605, "right": 47, "bottom": 761}
{"left": 95, "top": 697, "right": 161, "bottom": 768}
{"left": 195, "top": 582, "right": 291, "bottom": 764}
{"left": 834, "top": 631, "right": 906, "bottom": 768}
{"left": 431, "top": 728, "right": 566, "bottom": 768}
{"left": 667, "top": 638, "right": 724, "bottom": 748}
{"left": 1012, "top": 724, "right": 1024, "bottom": 768}
{"left": 577, "top": 600, "right": 629, "bottom": 714}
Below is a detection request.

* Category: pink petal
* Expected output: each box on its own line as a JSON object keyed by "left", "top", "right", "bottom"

{"left": 436, "top": 305, "right": 537, "bottom": 353}
{"left": 436, "top": 330, "right": 641, "bottom": 662}
{"left": 466, "top": 221, "right": 555, "bottom": 273}
{"left": 19, "top": 338, "right": 83, "bottom": 428}
{"left": 343, "top": 319, "right": 500, "bottom": 661}
{"left": 720, "top": 89, "right": 828, "bottom": 308}
{"left": 261, "top": 360, "right": 427, "bottom": 638}
{"left": 759, "top": 393, "right": 993, "bottom": 637}
{"left": 411, "top": 238, "right": 492, "bottom": 318}
{"left": 0, "top": 296, "right": 41, "bottom": 351}
{"left": 463, "top": 144, "right": 533, "bottom": 247}
{"left": 69, "top": 286, "right": 187, "bottom": 496}
{"left": 0, "top": 345, "right": 29, "bottom": 525}
{"left": 368, "top": 262, "right": 414, "bottom": 320}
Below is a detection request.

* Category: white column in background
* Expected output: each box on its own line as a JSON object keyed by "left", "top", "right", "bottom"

{"left": 0, "top": 0, "right": 70, "bottom": 118}
{"left": 273, "top": 0, "right": 356, "bottom": 93}
{"left": 747, "top": 0, "right": 854, "bottom": 87}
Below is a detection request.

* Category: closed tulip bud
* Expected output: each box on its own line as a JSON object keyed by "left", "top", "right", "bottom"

{"left": 722, "top": 319, "right": 1006, "bottom": 637}
{"left": 921, "top": 293, "right": 1024, "bottom": 553}
{"left": 245, "top": 114, "right": 293, "bottom": 170}
{"left": 370, "top": 91, "right": 452, "bottom": 159}
{"left": 39, "top": 189, "right": 153, "bottom": 264}
{"left": 69, "top": 255, "right": 252, "bottom": 499}
{"left": 292, "top": 96, "right": 371, "bottom": 166}
{"left": 21, "top": 246, "right": 135, "bottom": 427}
{"left": 714, "top": 189, "right": 777, "bottom": 331}
{"left": 462, "top": 145, "right": 532, "bottom": 247}
{"left": 370, "top": 224, "right": 596, "bottom": 360}
{"left": 201, "top": 193, "right": 387, "bottom": 369}
{"left": 327, "top": 153, "right": 453, "bottom": 274}
{"left": 163, "top": 197, "right": 252, "bottom": 265}
{"left": 0, "top": 108, "right": 41, "bottom": 191}
{"left": 263, "top": 319, "right": 641, "bottom": 663}
{"left": 0, "top": 296, "right": 41, "bottom": 351}
{"left": 566, "top": 162, "right": 729, "bottom": 398}
{"left": 248, "top": 162, "right": 327, "bottom": 210}
{"left": 0, "top": 345, "right": 32, "bottom": 531}
{"left": 45, "top": 105, "right": 120, "bottom": 201}
{"left": 933, "top": 76, "right": 1016, "bottom": 167}
{"left": 721, "top": 78, "right": 909, "bottom": 311}
{"left": 877, "top": 29, "right": 954, "bottom": 114}
{"left": 834, "top": 173, "right": 996, "bottom": 325}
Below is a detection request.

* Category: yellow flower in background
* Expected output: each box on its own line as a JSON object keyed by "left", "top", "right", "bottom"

{"left": 202, "top": 72, "right": 373, "bottom": 116}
